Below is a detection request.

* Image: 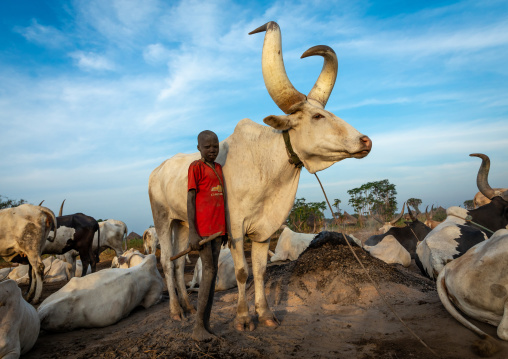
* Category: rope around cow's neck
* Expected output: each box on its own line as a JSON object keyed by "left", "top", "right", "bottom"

{"left": 314, "top": 173, "right": 438, "bottom": 358}
{"left": 448, "top": 213, "right": 495, "bottom": 235}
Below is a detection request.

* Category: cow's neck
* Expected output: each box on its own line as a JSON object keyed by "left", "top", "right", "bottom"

{"left": 223, "top": 119, "right": 302, "bottom": 242}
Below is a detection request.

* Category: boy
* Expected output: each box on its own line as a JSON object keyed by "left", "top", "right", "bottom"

{"left": 187, "top": 130, "right": 228, "bottom": 341}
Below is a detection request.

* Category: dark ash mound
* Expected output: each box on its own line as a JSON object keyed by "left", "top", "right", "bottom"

{"left": 266, "top": 231, "right": 434, "bottom": 292}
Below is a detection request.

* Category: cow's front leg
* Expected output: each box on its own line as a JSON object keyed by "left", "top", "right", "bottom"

{"left": 251, "top": 240, "right": 278, "bottom": 327}
{"left": 230, "top": 237, "right": 255, "bottom": 331}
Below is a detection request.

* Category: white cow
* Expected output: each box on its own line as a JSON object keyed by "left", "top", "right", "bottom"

{"left": 0, "top": 204, "right": 57, "bottom": 303}
{"left": 92, "top": 220, "right": 128, "bottom": 257}
{"left": 143, "top": 227, "right": 159, "bottom": 255}
{"left": 416, "top": 154, "right": 508, "bottom": 280}
{"left": 269, "top": 226, "right": 315, "bottom": 262}
{"left": 187, "top": 246, "right": 236, "bottom": 292}
{"left": 111, "top": 248, "right": 145, "bottom": 268}
{"left": 437, "top": 229, "right": 508, "bottom": 357}
{"left": 149, "top": 23, "right": 371, "bottom": 330}
{"left": 0, "top": 280, "right": 40, "bottom": 358}
{"left": 2, "top": 256, "right": 73, "bottom": 284}
{"left": 359, "top": 235, "right": 411, "bottom": 267}
{"left": 38, "top": 254, "right": 163, "bottom": 331}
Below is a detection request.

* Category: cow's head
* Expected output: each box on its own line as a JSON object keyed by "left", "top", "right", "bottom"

{"left": 469, "top": 153, "right": 508, "bottom": 233}
{"left": 374, "top": 202, "right": 406, "bottom": 233}
{"left": 250, "top": 22, "right": 372, "bottom": 174}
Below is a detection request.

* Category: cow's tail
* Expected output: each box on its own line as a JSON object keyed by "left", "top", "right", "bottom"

{"left": 436, "top": 268, "right": 500, "bottom": 357}
{"left": 123, "top": 224, "right": 128, "bottom": 251}
{"left": 95, "top": 222, "right": 101, "bottom": 263}
{"left": 41, "top": 207, "right": 58, "bottom": 242}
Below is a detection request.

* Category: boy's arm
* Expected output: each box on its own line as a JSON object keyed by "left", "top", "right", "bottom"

{"left": 187, "top": 189, "right": 202, "bottom": 251}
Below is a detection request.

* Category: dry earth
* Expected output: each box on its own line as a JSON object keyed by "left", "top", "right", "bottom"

{"left": 12, "top": 231, "right": 508, "bottom": 359}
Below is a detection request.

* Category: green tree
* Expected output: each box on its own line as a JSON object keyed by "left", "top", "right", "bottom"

{"left": 463, "top": 200, "right": 474, "bottom": 210}
{"left": 407, "top": 198, "right": 422, "bottom": 214}
{"left": 347, "top": 179, "right": 397, "bottom": 224}
{"left": 0, "top": 195, "right": 27, "bottom": 210}
{"left": 288, "top": 198, "right": 326, "bottom": 233}
{"left": 332, "top": 198, "right": 342, "bottom": 217}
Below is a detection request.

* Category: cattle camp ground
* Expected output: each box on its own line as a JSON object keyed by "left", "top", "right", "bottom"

{"left": 2, "top": 225, "right": 508, "bottom": 359}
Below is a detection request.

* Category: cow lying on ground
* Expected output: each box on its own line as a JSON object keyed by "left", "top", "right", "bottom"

{"left": 362, "top": 206, "right": 431, "bottom": 267}
{"left": 143, "top": 227, "right": 159, "bottom": 255}
{"left": 38, "top": 254, "right": 163, "bottom": 331}
{"left": 75, "top": 259, "right": 91, "bottom": 277}
{"left": 0, "top": 203, "right": 57, "bottom": 303}
{"left": 93, "top": 219, "right": 128, "bottom": 257}
{"left": 43, "top": 200, "right": 100, "bottom": 275}
{"left": 424, "top": 205, "right": 443, "bottom": 229}
{"left": 1, "top": 256, "right": 73, "bottom": 284}
{"left": 111, "top": 248, "right": 145, "bottom": 268}
{"left": 187, "top": 246, "right": 236, "bottom": 292}
{"left": 416, "top": 154, "right": 508, "bottom": 280}
{"left": 0, "top": 280, "right": 40, "bottom": 358}
{"left": 269, "top": 226, "right": 316, "bottom": 262}
{"left": 437, "top": 228, "right": 508, "bottom": 357}
{"left": 373, "top": 202, "right": 406, "bottom": 234}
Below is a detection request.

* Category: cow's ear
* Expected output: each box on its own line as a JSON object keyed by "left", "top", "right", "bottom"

{"left": 263, "top": 115, "right": 291, "bottom": 130}
{"left": 118, "top": 256, "right": 127, "bottom": 265}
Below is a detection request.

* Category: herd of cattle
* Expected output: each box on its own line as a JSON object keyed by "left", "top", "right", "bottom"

{"left": 2, "top": 21, "right": 508, "bottom": 358}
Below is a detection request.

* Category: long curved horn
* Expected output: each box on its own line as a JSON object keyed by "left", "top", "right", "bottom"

{"left": 38, "top": 200, "right": 45, "bottom": 206}
{"left": 407, "top": 204, "right": 417, "bottom": 221}
{"left": 425, "top": 205, "right": 429, "bottom": 220}
{"left": 59, "top": 199, "right": 66, "bottom": 217}
{"left": 301, "top": 45, "right": 337, "bottom": 109}
{"left": 470, "top": 153, "right": 496, "bottom": 200}
{"left": 249, "top": 22, "right": 306, "bottom": 114}
{"left": 390, "top": 202, "right": 406, "bottom": 225}
{"left": 372, "top": 215, "right": 384, "bottom": 224}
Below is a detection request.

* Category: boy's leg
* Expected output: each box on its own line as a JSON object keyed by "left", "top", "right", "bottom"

{"left": 192, "top": 237, "right": 220, "bottom": 341}
{"left": 203, "top": 237, "right": 222, "bottom": 331}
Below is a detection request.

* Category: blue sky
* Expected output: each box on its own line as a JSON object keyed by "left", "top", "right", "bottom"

{"left": 1, "top": 0, "right": 507, "bottom": 235}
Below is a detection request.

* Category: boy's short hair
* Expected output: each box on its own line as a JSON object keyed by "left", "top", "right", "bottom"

{"left": 198, "top": 130, "right": 218, "bottom": 144}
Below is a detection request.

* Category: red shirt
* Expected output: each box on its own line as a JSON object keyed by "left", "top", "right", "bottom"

{"left": 188, "top": 160, "right": 226, "bottom": 237}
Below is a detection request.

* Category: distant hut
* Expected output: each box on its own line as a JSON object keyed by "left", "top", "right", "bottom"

{"left": 337, "top": 211, "right": 358, "bottom": 226}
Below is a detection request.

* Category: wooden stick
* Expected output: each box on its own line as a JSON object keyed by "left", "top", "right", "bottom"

{"left": 170, "top": 232, "right": 222, "bottom": 261}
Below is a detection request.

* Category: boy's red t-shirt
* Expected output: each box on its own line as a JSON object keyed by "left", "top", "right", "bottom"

{"left": 187, "top": 160, "right": 226, "bottom": 237}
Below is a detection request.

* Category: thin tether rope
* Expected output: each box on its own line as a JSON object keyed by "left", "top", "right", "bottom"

{"left": 314, "top": 173, "right": 439, "bottom": 358}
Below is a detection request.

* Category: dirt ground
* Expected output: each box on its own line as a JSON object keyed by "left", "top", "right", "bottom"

{"left": 16, "top": 231, "right": 508, "bottom": 359}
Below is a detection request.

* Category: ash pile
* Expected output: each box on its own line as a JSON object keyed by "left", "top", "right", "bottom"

{"left": 263, "top": 231, "right": 434, "bottom": 306}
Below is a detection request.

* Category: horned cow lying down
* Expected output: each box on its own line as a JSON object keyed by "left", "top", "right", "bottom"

{"left": 1, "top": 256, "right": 73, "bottom": 284}
{"left": 0, "top": 280, "right": 40, "bottom": 358}
{"left": 437, "top": 229, "right": 508, "bottom": 357}
{"left": 270, "top": 226, "right": 316, "bottom": 262}
{"left": 111, "top": 248, "right": 145, "bottom": 268}
{"left": 187, "top": 246, "right": 236, "bottom": 292}
{"left": 37, "top": 254, "right": 163, "bottom": 331}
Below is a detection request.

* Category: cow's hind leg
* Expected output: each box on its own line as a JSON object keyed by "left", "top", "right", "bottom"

{"left": 230, "top": 236, "right": 255, "bottom": 331}
{"left": 497, "top": 299, "right": 508, "bottom": 340}
{"left": 26, "top": 256, "right": 44, "bottom": 304}
{"left": 173, "top": 221, "right": 195, "bottom": 316}
{"left": 251, "top": 240, "right": 278, "bottom": 327}
{"left": 157, "top": 217, "right": 185, "bottom": 320}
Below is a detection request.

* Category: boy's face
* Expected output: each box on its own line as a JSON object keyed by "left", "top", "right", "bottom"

{"left": 197, "top": 134, "right": 219, "bottom": 163}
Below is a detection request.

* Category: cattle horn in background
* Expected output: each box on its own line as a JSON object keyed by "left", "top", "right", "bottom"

{"left": 38, "top": 200, "right": 44, "bottom": 206}
{"left": 407, "top": 203, "right": 417, "bottom": 221}
{"left": 301, "top": 45, "right": 338, "bottom": 109}
{"left": 470, "top": 153, "right": 508, "bottom": 201}
{"left": 249, "top": 22, "right": 307, "bottom": 114}
{"left": 391, "top": 202, "right": 406, "bottom": 225}
{"left": 58, "top": 199, "right": 66, "bottom": 217}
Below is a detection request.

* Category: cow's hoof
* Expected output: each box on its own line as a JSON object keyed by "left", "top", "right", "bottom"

{"left": 259, "top": 315, "right": 279, "bottom": 328}
{"left": 235, "top": 316, "right": 255, "bottom": 331}
{"left": 192, "top": 326, "right": 217, "bottom": 342}
{"left": 171, "top": 313, "right": 183, "bottom": 321}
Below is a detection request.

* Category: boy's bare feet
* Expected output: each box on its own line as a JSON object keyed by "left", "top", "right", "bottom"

{"left": 192, "top": 326, "right": 216, "bottom": 342}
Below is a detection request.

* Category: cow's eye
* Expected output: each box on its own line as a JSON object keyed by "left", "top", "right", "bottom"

{"left": 313, "top": 113, "right": 324, "bottom": 120}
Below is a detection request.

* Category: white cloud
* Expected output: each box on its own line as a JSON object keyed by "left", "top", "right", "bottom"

{"left": 14, "top": 19, "right": 69, "bottom": 48}
{"left": 69, "top": 51, "right": 115, "bottom": 71}
{"left": 143, "top": 43, "right": 171, "bottom": 64}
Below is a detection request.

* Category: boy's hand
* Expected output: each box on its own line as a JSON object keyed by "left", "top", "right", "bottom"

{"left": 221, "top": 234, "right": 228, "bottom": 247}
{"left": 189, "top": 234, "right": 202, "bottom": 251}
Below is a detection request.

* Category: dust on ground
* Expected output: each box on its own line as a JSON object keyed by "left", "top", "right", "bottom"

{"left": 17, "top": 231, "right": 508, "bottom": 358}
